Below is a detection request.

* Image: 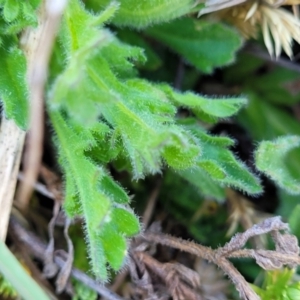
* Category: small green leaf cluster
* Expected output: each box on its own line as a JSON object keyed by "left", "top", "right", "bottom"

{"left": 72, "top": 279, "right": 97, "bottom": 300}
{"left": 0, "top": 274, "right": 18, "bottom": 299}
{"left": 252, "top": 269, "right": 300, "bottom": 300}
{"left": 1, "top": 0, "right": 300, "bottom": 284}
{"left": 255, "top": 136, "right": 300, "bottom": 194}
{"left": 47, "top": 0, "right": 259, "bottom": 279}
{"left": 0, "top": 0, "right": 40, "bottom": 34}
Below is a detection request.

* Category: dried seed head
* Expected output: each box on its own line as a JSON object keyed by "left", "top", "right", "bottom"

{"left": 198, "top": 0, "right": 300, "bottom": 57}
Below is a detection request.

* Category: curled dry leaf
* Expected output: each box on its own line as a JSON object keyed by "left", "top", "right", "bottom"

{"left": 55, "top": 218, "right": 74, "bottom": 293}
{"left": 43, "top": 200, "right": 60, "bottom": 278}
{"left": 220, "top": 216, "right": 289, "bottom": 255}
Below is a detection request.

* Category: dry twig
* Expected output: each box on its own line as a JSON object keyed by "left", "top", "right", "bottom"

{"left": 141, "top": 216, "right": 300, "bottom": 300}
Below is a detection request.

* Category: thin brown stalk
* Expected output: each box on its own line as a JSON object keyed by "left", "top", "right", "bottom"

{"left": 142, "top": 217, "right": 300, "bottom": 300}
{"left": 227, "top": 249, "right": 300, "bottom": 264}
{"left": 17, "top": 0, "right": 68, "bottom": 210}
{"left": 142, "top": 179, "right": 162, "bottom": 228}
{"left": 142, "top": 232, "right": 258, "bottom": 299}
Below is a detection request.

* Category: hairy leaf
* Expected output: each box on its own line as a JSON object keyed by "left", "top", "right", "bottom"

{"left": 50, "top": 111, "right": 138, "bottom": 280}
{"left": 92, "top": 0, "right": 196, "bottom": 28}
{"left": 111, "top": 207, "right": 140, "bottom": 236}
{"left": 178, "top": 168, "right": 225, "bottom": 201}
{"left": 0, "top": 46, "right": 28, "bottom": 128}
{"left": 161, "top": 84, "right": 247, "bottom": 119}
{"left": 183, "top": 121, "right": 262, "bottom": 194}
{"left": 2, "top": 0, "right": 20, "bottom": 22}
{"left": 255, "top": 136, "right": 300, "bottom": 194}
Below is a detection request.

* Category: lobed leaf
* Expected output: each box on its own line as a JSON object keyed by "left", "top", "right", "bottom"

{"left": 161, "top": 84, "right": 247, "bottom": 120}
{"left": 183, "top": 121, "right": 262, "bottom": 195}
{"left": 255, "top": 136, "right": 300, "bottom": 194}
{"left": 117, "top": 29, "right": 162, "bottom": 70}
{"left": 50, "top": 111, "right": 138, "bottom": 280}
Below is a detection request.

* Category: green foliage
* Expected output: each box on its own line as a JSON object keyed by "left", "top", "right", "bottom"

{"left": 0, "top": 45, "right": 28, "bottom": 128}
{"left": 0, "top": 240, "right": 50, "bottom": 300}
{"left": 46, "top": 0, "right": 262, "bottom": 281}
{"left": 252, "top": 269, "right": 300, "bottom": 300}
{"left": 289, "top": 204, "right": 300, "bottom": 240}
{"left": 0, "top": 274, "right": 18, "bottom": 299}
{"left": 88, "top": 0, "right": 196, "bottom": 28}
{"left": 146, "top": 17, "right": 242, "bottom": 73}
{"left": 181, "top": 119, "right": 262, "bottom": 195}
{"left": 1, "top": 0, "right": 300, "bottom": 294}
{"left": 0, "top": 0, "right": 39, "bottom": 34}
{"left": 255, "top": 136, "right": 300, "bottom": 194}
{"left": 223, "top": 53, "right": 300, "bottom": 220}
{"left": 0, "top": 0, "right": 40, "bottom": 128}
{"left": 72, "top": 280, "right": 97, "bottom": 300}
{"left": 161, "top": 84, "right": 247, "bottom": 122}
{"left": 51, "top": 111, "right": 139, "bottom": 279}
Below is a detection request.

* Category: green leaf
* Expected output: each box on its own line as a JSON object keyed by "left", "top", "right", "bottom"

{"left": 6, "top": 1, "right": 39, "bottom": 34}
{"left": 28, "top": 0, "right": 41, "bottom": 9}
{"left": 98, "top": 174, "right": 130, "bottom": 204}
{"left": 237, "top": 92, "right": 300, "bottom": 188}
{"left": 100, "top": 222, "right": 127, "bottom": 270}
{"left": 178, "top": 168, "right": 225, "bottom": 201}
{"left": 255, "top": 136, "right": 300, "bottom": 194}
{"left": 50, "top": 111, "right": 140, "bottom": 280}
{"left": 63, "top": 170, "right": 81, "bottom": 218}
{"left": 146, "top": 18, "right": 242, "bottom": 73}
{"left": 288, "top": 204, "right": 300, "bottom": 240}
{"left": 50, "top": 111, "right": 111, "bottom": 279}
{"left": 107, "top": 0, "right": 195, "bottom": 28}
{"left": 72, "top": 280, "right": 97, "bottom": 300}
{"left": 0, "top": 240, "right": 50, "bottom": 300}
{"left": 184, "top": 121, "right": 262, "bottom": 195}
{"left": 111, "top": 207, "right": 140, "bottom": 236}
{"left": 161, "top": 84, "right": 247, "bottom": 119}
{"left": 287, "top": 284, "right": 300, "bottom": 300}
{"left": 100, "top": 39, "right": 146, "bottom": 79}
{"left": 2, "top": 0, "right": 20, "bottom": 22}
{"left": 0, "top": 46, "right": 28, "bottom": 129}
{"left": 117, "top": 29, "right": 162, "bottom": 70}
